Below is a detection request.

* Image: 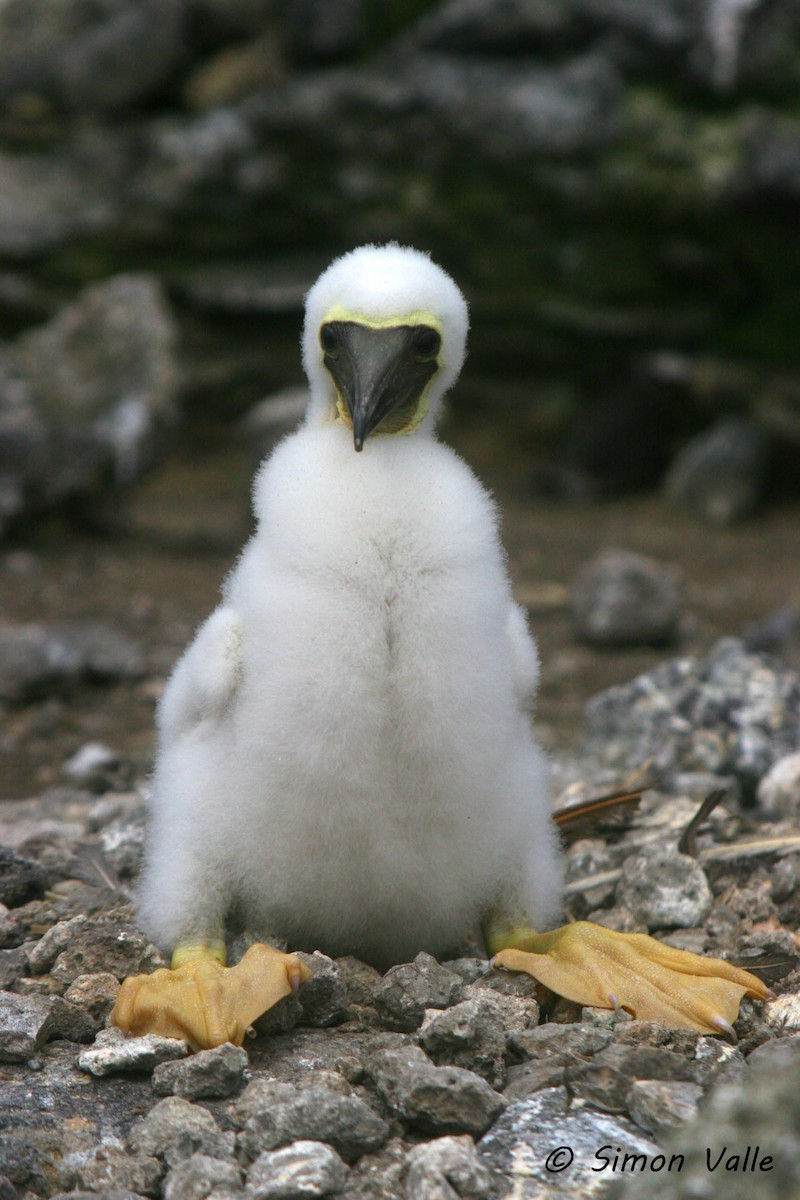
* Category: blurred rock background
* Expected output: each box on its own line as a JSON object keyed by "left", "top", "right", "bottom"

{"left": 2, "top": 0, "right": 800, "bottom": 528}
{"left": 2, "top": 0, "right": 800, "bottom": 798}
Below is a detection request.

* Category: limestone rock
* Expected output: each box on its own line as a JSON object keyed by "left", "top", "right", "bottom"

{"left": 77, "top": 1027, "right": 189, "bottom": 1077}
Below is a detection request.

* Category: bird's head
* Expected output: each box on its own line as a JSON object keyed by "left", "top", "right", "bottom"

{"left": 302, "top": 244, "right": 469, "bottom": 451}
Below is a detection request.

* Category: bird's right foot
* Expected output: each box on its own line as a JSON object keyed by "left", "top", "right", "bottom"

{"left": 111, "top": 942, "right": 311, "bottom": 1051}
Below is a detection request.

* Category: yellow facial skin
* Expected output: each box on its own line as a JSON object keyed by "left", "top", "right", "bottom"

{"left": 320, "top": 307, "right": 444, "bottom": 438}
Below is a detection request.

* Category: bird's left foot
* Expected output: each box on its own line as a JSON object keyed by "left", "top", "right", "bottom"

{"left": 111, "top": 942, "right": 312, "bottom": 1051}
{"left": 489, "top": 922, "right": 772, "bottom": 1036}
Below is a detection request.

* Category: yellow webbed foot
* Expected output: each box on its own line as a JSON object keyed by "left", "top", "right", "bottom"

{"left": 491, "top": 922, "right": 772, "bottom": 1036}
{"left": 111, "top": 942, "right": 312, "bottom": 1051}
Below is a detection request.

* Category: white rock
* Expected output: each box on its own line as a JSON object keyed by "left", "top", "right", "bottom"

{"left": 247, "top": 1140, "right": 348, "bottom": 1199}
{"left": 757, "top": 751, "right": 800, "bottom": 817}
{"left": 77, "top": 1026, "right": 189, "bottom": 1076}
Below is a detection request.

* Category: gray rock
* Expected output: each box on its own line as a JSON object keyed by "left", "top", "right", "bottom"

{"left": 335, "top": 956, "right": 382, "bottom": 1009}
{"left": 744, "top": 605, "right": 800, "bottom": 674}
{"left": 366, "top": 1045, "right": 506, "bottom": 1137}
{"left": 578, "top": 638, "right": 800, "bottom": 795}
{"left": 0, "top": 948, "right": 27, "bottom": 990}
{"left": 128, "top": 1096, "right": 236, "bottom": 1167}
{"left": 615, "top": 1052, "right": 800, "bottom": 1198}
{"left": 0, "top": 0, "right": 187, "bottom": 114}
{"left": 296, "top": 951, "right": 350, "bottom": 1027}
{"left": 628, "top": 1079, "right": 703, "bottom": 1139}
{"left": 757, "top": 751, "right": 800, "bottom": 816}
{"left": 404, "top": 1135, "right": 495, "bottom": 1200}
{"left": 0, "top": 990, "right": 58, "bottom": 1061}
{"left": 570, "top": 548, "right": 682, "bottom": 646}
{"left": 63, "top": 741, "right": 120, "bottom": 784}
{"left": 152, "top": 1042, "right": 248, "bottom": 1099}
{"left": 63, "top": 972, "right": 121, "bottom": 1028}
{"left": 57, "top": 1145, "right": 162, "bottom": 1196}
{"left": 286, "top": 0, "right": 364, "bottom": 64}
{"left": 78, "top": 1027, "right": 189, "bottom": 1077}
{"left": 237, "top": 1082, "right": 389, "bottom": 1165}
{"left": 247, "top": 1140, "right": 349, "bottom": 1199}
{"left": 0, "top": 274, "right": 178, "bottom": 533}
{"left": 410, "top": 0, "right": 695, "bottom": 64}
{"left": 374, "top": 953, "right": 464, "bottom": 1032}
{"left": 47, "top": 910, "right": 166, "bottom": 986}
{"left": 616, "top": 847, "right": 713, "bottom": 929}
{"left": 746, "top": 1034, "right": 800, "bottom": 1071}
{"left": 573, "top": 1043, "right": 699, "bottom": 1114}
{"left": 0, "top": 622, "right": 144, "bottom": 703}
{"left": 99, "top": 816, "right": 147, "bottom": 879}
{"left": 508, "top": 1021, "right": 613, "bottom": 1061}
{"left": 408, "top": 52, "right": 624, "bottom": 163}
{"left": 0, "top": 140, "right": 121, "bottom": 259}
{"left": 419, "top": 994, "right": 507, "bottom": 1087}
{"left": 163, "top": 1154, "right": 243, "bottom": 1200}
{"left": 0, "top": 850, "right": 48, "bottom": 908}
{"left": 479, "top": 1086, "right": 661, "bottom": 1197}
{"left": 664, "top": 417, "right": 771, "bottom": 523}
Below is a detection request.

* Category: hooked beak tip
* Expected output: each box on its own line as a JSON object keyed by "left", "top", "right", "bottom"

{"left": 354, "top": 436, "right": 363, "bottom": 452}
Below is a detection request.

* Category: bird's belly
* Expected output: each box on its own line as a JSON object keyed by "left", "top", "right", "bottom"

{"left": 224, "top": 579, "right": 523, "bottom": 962}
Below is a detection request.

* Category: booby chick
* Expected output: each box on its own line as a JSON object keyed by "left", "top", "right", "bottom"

{"left": 113, "top": 245, "right": 769, "bottom": 1050}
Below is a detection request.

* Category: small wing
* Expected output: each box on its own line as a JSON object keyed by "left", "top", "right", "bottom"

{"left": 506, "top": 602, "right": 540, "bottom": 711}
{"left": 158, "top": 606, "right": 243, "bottom": 743}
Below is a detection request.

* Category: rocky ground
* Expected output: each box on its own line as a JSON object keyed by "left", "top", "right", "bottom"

{"left": 1, "top": 459, "right": 800, "bottom": 1200}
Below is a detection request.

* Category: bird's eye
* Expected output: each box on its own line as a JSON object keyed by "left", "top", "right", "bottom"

{"left": 413, "top": 327, "right": 441, "bottom": 360}
{"left": 320, "top": 325, "right": 339, "bottom": 357}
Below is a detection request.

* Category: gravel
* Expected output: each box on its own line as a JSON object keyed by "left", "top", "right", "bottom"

{"left": 0, "top": 636, "right": 798, "bottom": 1197}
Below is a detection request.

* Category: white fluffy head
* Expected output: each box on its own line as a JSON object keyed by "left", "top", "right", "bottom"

{"left": 302, "top": 243, "right": 469, "bottom": 430}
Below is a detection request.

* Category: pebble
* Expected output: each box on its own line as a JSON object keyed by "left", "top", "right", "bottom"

{"left": 77, "top": 1027, "right": 189, "bottom": 1076}
{"left": 152, "top": 1042, "right": 248, "bottom": 1099}
{"left": 128, "top": 1096, "right": 236, "bottom": 1167}
{"left": 508, "top": 1022, "right": 613, "bottom": 1061}
{"left": 58, "top": 1146, "right": 163, "bottom": 1196}
{"left": 163, "top": 1153, "right": 243, "bottom": 1200}
{"left": 63, "top": 972, "right": 121, "bottom": 1025}
{"left": 373, "top": 952, "right": 464, "bottom": 1032}
{"left": 247, "top": 1141, "right": 349, "bottom": 1200}
{"left": 419, "top": 994, "right": 507, "bottom": 1088}
{"left": 574, "top": 1043, "right": 699, "bottom": 1114}
{"left": 570, "top": 547, "right": 682, "bottom": 646}
{"left": 616, "top": 847, "right": 713, "bottom": 929}
{"left": 479, "top": 1086, "right": 660, "bottom": 1197}
{"left": 63, "top": 741, "right": 119, "bottom": 784}
{"left": 664, "top": 417, "right": 771, "bottom": 524}
{"left": 404, "top": 1135, "right": 495, "bottom": 1200}
{"left": 295, "top": 951, "right": 350, "bottom": 1027}
{"left": 578, "top": 637, "right": 800, "bottom": 795}
{"left": 757, "top": 750, "right": 800, "bottom": 817}
{"left": 0, "top": 990, "right": 58, "bottom": 1061}
{"left": 366, "top": 1044, "right": 507, "bottom": 1137}
{"left": 628, "top": 1079, "right": 704, "bottom": 1138}
{"left": 236, "top": 1082, "right": 389, "bottom": 1165}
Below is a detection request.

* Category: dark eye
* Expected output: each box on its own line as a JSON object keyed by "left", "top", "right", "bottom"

{"left": 320, "top": 325, "right": 339, "bottom": 356}
{"left": 413, "top": 327, "right": 441, "bottom": 360}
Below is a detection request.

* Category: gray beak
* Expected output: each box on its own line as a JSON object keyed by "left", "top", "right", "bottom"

{"left": 321, "top": 321, "right": 440, "bottom": 451}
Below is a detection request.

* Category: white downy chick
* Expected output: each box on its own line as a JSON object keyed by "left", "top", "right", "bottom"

{"left": 137, "top": 243, "right": 563, "bottom": 968}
